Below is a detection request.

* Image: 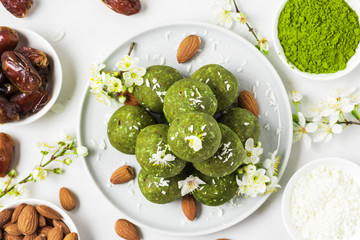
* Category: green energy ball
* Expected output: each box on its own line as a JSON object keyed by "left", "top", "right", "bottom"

{"left": 218, "top": 108, "right": 260, "bottom": 145}
{"left": 193, "top": 123, "right": 245, "bottom": 177}
{"left": 138, "top": 169, "right": 186, "bottom": 204}
{"left": 163, "top": 79, "right": 217, "bottom": 123}
{"left": 192, "top": 64, "right": 239, "bottom": 112}
{"left": 107, "top": 105, "right": 156, "bottom": 154}
{"left": 278, "top": 0, "right": 360, "bottom": 73}
{"left": 193, "top": 171, "right": 238, "bottom": 206}
{"left": 135, "top": 124, "right": 186, "bottom": 178}
{"left": 134, "top": 65, "right": 183, "bottom": 113}
{"left": 168, "top": 111, "right": 221, "bottom": 163}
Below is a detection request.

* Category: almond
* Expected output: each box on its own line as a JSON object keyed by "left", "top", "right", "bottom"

{"left": 38, "top": 215, "right": 46, "bottom": 227}
{"left": 110, "top": 165, "right": 134, "bottom": 184}
{"left": 24, "top": 233, "right": 38, "bottom": 240}
{"left": 47, "top": 226, "right": 63, "bottom": 240}
{"left": 115, "top": 219, "right": 140, "bottom": 240}
{"left": 0, "top": 208, "right": 14, "bottom": 227}
{"left": 35, "top": 205, "right": 62, "bottom": 220}
{"left": 181, "top": 195, "right": 197, "bottom": 221}
{"left": 59, "top": 187, "right": 76, "bottom": 211}
{"left": 3, "top": 233, "right": 23, "bottom": 240}
{"left": 238, "top": 90, "right": 259, "bottom": 117}
{"left": 53, "top": 219, "right": 70, "bottom": 235}
{"left": 177, "top": 35, "right": 201, "bottom": 63}
{"left": 118, "top": 91, "right": 140, "bottom": 106}
{"left": 4, "top": 223, "right": 22, "bottom": 235}
{"left": 11, "top": 203, "right": 27, "bottom": 223}
{"left": 64, "top": 232, "right": 78, "bottom": 240}
{"left": 17, "top": 205, "right": 38, "bottom": 235}
{"left": 34, "top": 235, "right": 46, "bottom": 240}
{"left": 39, "top": 226, "right": 52, "bottom": 236}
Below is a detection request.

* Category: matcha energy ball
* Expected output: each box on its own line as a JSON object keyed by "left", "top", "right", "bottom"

{"left": 107, "top": 105, "right": 156, "bottom": 154}
{"left": 168, "top": 111, "right": 221, "bottom": 163}
{"left": 136, "top": 124, "right": 186, "bottom": 178}
{"left": 192, "top": 64, "right": 239, "bottom": 112}
{"left": 138, "top": 169, "right": 186, "bottom": 204}
{"left": 163, "top": 79, "right": 217, "bottom": 123}
{"left": 218, "top": 108, "right": 260, "bottom": 144}
{"left": 193, "top": 171, "right": 238, "bottom": 206}
{"left": 135, "top": 65, "right": 183, "bottom": 113}
{"left": 193, "top": 123, "right": 245, "bottom": 177}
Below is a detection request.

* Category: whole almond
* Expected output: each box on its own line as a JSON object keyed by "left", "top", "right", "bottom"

{"left": 38, "top": 215, "right": 46, "bottom": 228}
{"left": 17, "top": 205, "right": 38, "bottom": 235}
{"left": 34, "top": 235, "right": 46, "bottom": 240}
{"left": 115, "top": 219, "right": 140, "bottom": 240}
{"left": 24, "top": 233, "right": 37, "bottom": 240}
{"left": 53, "top": 220, "right": 70, "bottom": 235}
{"left": 4, "top": 223, "right": 22, "bottom": 235}
{"left": 238, "top": 90, "right": 259, "bottom": 117}
{"left": 3, "top": 233, "right": 23, "bottom": 240}
{"left": 59, "top": 188, "right": 76, "bottom": 211}
{"left": 39, "top": 226, "right": 52, "bottom": 236}
{"left": 0, "top": 208, "right": 14, "bottom": 227}
{"left": 181, "top": 195, "right": 197, "bottom": 221}
{"left": 47, "top": 226, "right": 63, "bottom": 240}
{"left": 35, "top": 205, "right": 62, "bottom": 220}
{"left": 177, "top": 35, "right": 201, "bottom": 63}
{"left": 11, "top": 204, "right": 27, "bottom": 223}
{"left": 110, "top": 165, "right": 134, "bottom": 184}
{"left": 64, "top": 232, "right": 78, "bottom": 240}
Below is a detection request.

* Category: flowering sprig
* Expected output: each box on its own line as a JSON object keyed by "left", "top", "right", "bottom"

{"left": 290, "top": 89, "right": 360, "bottom": 148}
{"left": 236, "top": 139, "right": 281, "bottom": 198}
{"left": 0, "top": 133, "right": 88, "bottom": 199}
{"left": 89, "top": 42, "right": 146, "bottom": 106}
{"left": 213, "top": 0, "right": 269, "bottom": 55}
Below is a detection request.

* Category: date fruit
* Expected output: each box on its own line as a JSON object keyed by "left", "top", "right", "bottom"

{"left": 0, "top": 95, "right": 19, "bottom": 123}
{"left": 1, "top": 51, "right": 42, "bottom": 92}
{"left": 0, "top": 27, "right": 18, "bottom": 56}
{"left": 16, "top": 47, "right": 49, "bottom": 70}
{"left": 1, "top": 0, "right": 33, "bottom": 18}
{"left": 10, "top": 90, "right": 49, "bottom": 116}
{"left": 0, "top": 133, "right": 14, "bottom": 177}
{"left": 0, "top": 82, "right": 19, "bottom": 97}
{"left": 102, "top": 0, "right": 141, "bottom": 16}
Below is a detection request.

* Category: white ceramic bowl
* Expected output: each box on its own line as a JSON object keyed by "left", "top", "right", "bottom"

{"left": 282, "top": 157, "right": 360, "bottom": 240}
{"left": 4, "top": 27, "right": 63, "bottom": 126}
{"left": 273, "top": 0, "right": 360, "bottom": 80}
{"left": 2, "top": 198, "right": 80, "bottom": 239}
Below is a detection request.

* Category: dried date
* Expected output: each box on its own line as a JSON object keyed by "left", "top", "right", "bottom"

{"left": 0, "top": 132, "right": 15, "bottom": 177}
{"left": 10, "top": 89, "right": 49, "bottom": 116}
{"left": 0, "top": 95, "right": 19, "bottom": 123}
{"left": 0, "top": 26, "right": 18, "bottom": 56}
{"left": 16, "top": 47, "right": 49, "bottom": 70}
{"left": 1, "top": 0, "right": 33, "bottom": 18}
{"left": 102, "top": 0, "right": 141, "bottom": 16}
{"left": 0, "top": 82, "right": 19, "bottom": 98}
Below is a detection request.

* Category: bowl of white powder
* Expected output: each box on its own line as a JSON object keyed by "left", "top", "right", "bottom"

{"left": 282, "top": 157, "right": 360, "bottom": 240}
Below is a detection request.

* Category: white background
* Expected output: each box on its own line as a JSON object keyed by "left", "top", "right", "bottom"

{"left": 1, "top": 0, "right": 360, "bottom": 239}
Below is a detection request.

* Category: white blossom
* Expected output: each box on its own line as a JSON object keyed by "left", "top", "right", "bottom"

{"left": 32, "top": 165, "right": 47, "bottom": 181}
{"left": 184, "top": 135, "right": 203, "bottom": 152}
{"left": 123, "top": 67, "right": 146, "bottom": 87}
{"left": 293, "top": 112, "right": 317, "bottom": 148}
{"left": 263, "top": 150, "right": 279, "bottom": 176}
{"left": 244, "top": 164, "right": 256, "bottom": 173}
{"left": 243, "top": 138, "right": 263, "bottom": 164}
{"left": 77, "top": 146, "right": 88, "bottom": 156}
{"left": 289, "top": 90, "right": 303, "bottom": 103}
{"left": 178, "top": 175, "right": 206, "bottom": 196}
{"left": 57, "top": 130, "right": 73, "bottom": 144}
{"left": 37, "top": 142, "right": 56, "bottom": 153}
{"left": 213, "top": 0, "right": 234, "bottom": 28}
{"left": 236, "top": 169, "right": 270, "bottom": 197}
{"left": 313, "top": 122, "right": 343, "bottom": 143}
{"left": 266, "top": 176, "right": 281, "bottom": 193}
{"left": 117, "top": 55, "right": 139, "bottom": 71}
{"left": 258, "top": 37, "right": 269, "bottom": 52}
{"left": 149, "top": 145, "right": 176, "bottom": 166}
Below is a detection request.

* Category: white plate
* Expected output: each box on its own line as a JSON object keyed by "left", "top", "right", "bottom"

{"left": 77, "top": 21, "right": 293, "bottom": 236}
{"left": 282, "top": 157, "right": 360, "bottom": 240}
{"left": 273, "top": 0, "right": 360, "bottom": 81}
{"left": 4, "top": 27, "right": 63, "bottom": 126}
{"left": 3, "top": 198, "right": 80, "bottom": 239}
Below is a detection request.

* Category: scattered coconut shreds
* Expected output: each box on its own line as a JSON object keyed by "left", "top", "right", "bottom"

{"left": 128, "top": 190, "right": 134, "bottom": 196}
{"left": 50, "top": 103, "right": 65, "bottom": 113}
{"left": 165, "top": 31, "right": 172, "bottom": 41}
{"left": 96, "top": 153, "right": 101, "bottom": 162}
{"left": 204, "top": 30, "right": 208, "bottom": 36}
{"left": 264, "top": 123, "right": 270, "bottom": 130}
{"left": 255, "top": 80, "right": 259, "bottom": 87}
{"left": 145, "top": 54, "right": 149, "bottom": 61}
{"left": 212, "top": 42, "right": 217, "bottom": 51}
{"left": 106, "top": 182, "right": 114, "bottom": 188}
{"left": 90, "top": 138, "right": 97, "bottom": 147}
{"left": 99, "top": 139, "right": 107, "bottom": 150}
{"left": 160, "top": 57, "right": 166, "bottom": 65}
{"left": 217, "top": 207, "right": 224, "bottom": 217}
{"left": 276, "top": 127, "right": 282, "bottom": 135}
{"left": 104, "top": 114, "right": 111, "bottom": 124}
{"left": 237, "top": 67, "right": 243, "bottom": 73}
{"left": 265, "top": 112, "right": 268, "bottom": 117}
{"left": 186, "top": 63, "right": 192, "bottom": 73}
{"left": 153, "top": 54, "right": 160, "bottom": 61}
{"left": 51, "top": 29, "right": 65, "bottom": 42}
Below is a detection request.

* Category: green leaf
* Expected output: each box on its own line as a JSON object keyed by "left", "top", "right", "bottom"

{"left": 352, "top": 105, "right": 360, "bottom": 120}
{"left": 292, "top": 113, "right": 299, "bottom": 124}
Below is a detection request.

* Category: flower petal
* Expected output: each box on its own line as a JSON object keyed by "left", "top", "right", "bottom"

{"left": 245, "top": 138, "right": 254, "bottom": 151}
{"left": 298, "top": 112, "right": 305, "bottom": 127}
{"left": 302, "top": 134, "right": 312, "bottom": 148}
{"left": 305, "top": 122, "right": 317, "bottom": 133}
{"left": 332, "top": 124, "right": 343, "bottom": 134}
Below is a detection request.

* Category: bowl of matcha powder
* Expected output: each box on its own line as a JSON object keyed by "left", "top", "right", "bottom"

{"left": 274, "top": 0, "right": 360, "bottom": 80}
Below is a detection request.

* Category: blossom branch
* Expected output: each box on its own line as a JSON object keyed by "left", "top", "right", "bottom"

{"left": 232, "top": 0, "right": 259, "bottom": 41}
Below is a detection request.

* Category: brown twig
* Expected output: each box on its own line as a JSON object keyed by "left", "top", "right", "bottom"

{"left": 127, "top": 42, "right": 135, "bottom": 56}
{"left": 233, "top": 0, "right": 259, "bottom": 41}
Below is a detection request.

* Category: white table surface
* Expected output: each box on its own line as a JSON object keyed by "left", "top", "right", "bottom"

{"left": 2, "top": 0, "right": 360, "bottom": 239}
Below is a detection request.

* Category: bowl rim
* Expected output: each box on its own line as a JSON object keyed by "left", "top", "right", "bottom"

{"left": 281, "top": 157, "right": 360, "bottom": 240}
{"left": 272, "top": 0, "right": 360, "bottom": 81}
{"left": 3, "top": 27, "right": 63, "bottom": 126}
{"left": 2, "top": 198, "right": 80, "bottom": 238}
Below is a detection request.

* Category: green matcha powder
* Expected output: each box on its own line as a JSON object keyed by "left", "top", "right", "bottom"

{"left": 278, "top": 0, "right": 360, "bottom": 74}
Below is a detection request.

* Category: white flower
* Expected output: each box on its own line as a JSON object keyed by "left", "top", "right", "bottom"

{"left": 32, "top": 165, "right": 47, "bottom": 181}
{"left": 289, "top": 90, "right": 303, "bottom": 103}
{"left": 0, "top": 176, "right": 10, "bottom": 189}
{"left": 117, "top": 55, "right": 139, "bottom": 71}
{"left": 89, "top": 64, "right": 106, "bottom": 94}
{"left": 123, "top": 67, "right": 146, "bottom": 87}
{"left": 57, "top": 131, "right": 73, "bottom": 144}
{"left": 77, "top": 146, "right": 88, "bottom": 156}
{"left": 213, "top": 0, "right": 234, "bottom": 28}
{"left": 258, "top": 37, "right": 269, "bottom": 52}
{"left": 14, "top": 184, "right": 26, "bottom": 195}
{"left": 184, "top": 135, "right": 203, "bottom": 152}
{"left": 243, "top": 138, "right": 263, "bottom": 164}
{"left": 321, "top": 88, "right": 356, "bottom": 122}
{"left": 266, "top": 175, "right": 281, "bottom": 193}
{"left": 244, "top": 164, "right": 256, "bottom": 173}
{"left": 293, "top": 112, "right": 317, "bottom": 148}
{"left": 104, "top": 75, "right": 124, "bottom": 93}
{"left": 236, "top": 169, "right": 270, "bottom": 197}
{"left": 37, "top": 142, "right": 56, "bottom": 153}
{"left": 149, "top": 145, "right": 176, "bottom": 166}
{"left": 313, "top": 122, "right": 343, "bottom": 143}
{"left": 305, "top": 100, "right": 325, "bottom": 122}
{"left": 263, "top": 150, "right": 279, "bottom": 176}
{"left": 232, "top": 12, "right": 247, "bottom": 24}
{"left": 178, "top": 175, "right": 206, "bottom": 196}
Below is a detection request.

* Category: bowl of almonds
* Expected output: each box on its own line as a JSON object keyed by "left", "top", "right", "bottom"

{"left": 0, "top": 198, "right": 79, "bottom": 240}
